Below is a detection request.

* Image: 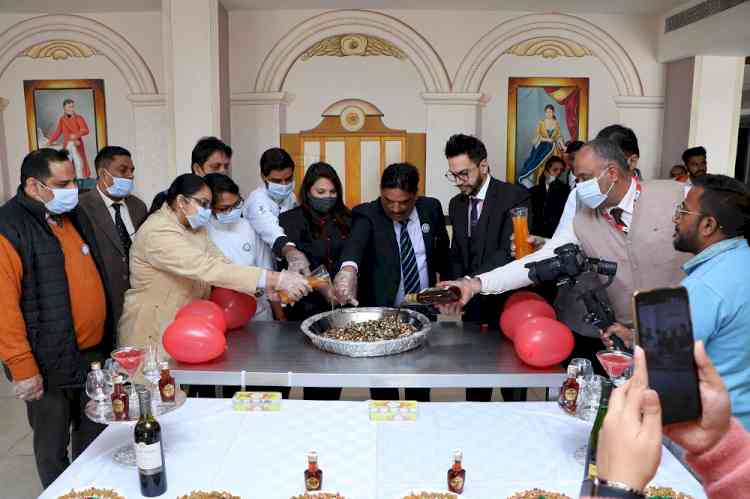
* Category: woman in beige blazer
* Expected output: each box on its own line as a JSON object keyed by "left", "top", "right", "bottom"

{"left": 118, "top": 174, "right": 310, "bottom": 354}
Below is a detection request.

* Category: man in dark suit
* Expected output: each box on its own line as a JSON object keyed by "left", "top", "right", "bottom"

{"left": 77, "top": 146, "right": 147, "bottom": 330}
{"left": 441, "top": 134, "right": 531, "bottom": 402}
{"left": 334, "top": 163, "right": 450, "bottom": 402}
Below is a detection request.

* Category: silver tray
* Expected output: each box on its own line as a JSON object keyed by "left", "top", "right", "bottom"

{"left": 85, "top": 387, "right": 187, "bottom": 425}
{"left": 300, "top": 307, "right": 431, "bottom": 357}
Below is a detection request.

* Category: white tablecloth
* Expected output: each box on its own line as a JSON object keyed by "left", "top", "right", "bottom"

{"left": 40, "top": 400, "right": 706, "bottom": 499}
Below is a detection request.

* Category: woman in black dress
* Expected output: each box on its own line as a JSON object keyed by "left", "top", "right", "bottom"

{"left": 279, "top": 162, "right": 352, "bottom": 399}
{"left": 529, "top": 155, "right": 570, "bottom": 238}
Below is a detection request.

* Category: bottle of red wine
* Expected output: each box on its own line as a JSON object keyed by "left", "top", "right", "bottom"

{"left": 135, "top": 388, "right": 167, "bottom": 497}
{"left": 579, "top": 379, "right": 612, "bottom": 496}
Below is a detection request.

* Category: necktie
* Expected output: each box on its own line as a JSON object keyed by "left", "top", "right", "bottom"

{"left": 112, "top": 203, "right": 132, "bottom": 254}
{"left": 399, "top": 221, "right": 421, "bottom": 295}
{"left": 610, "top": 207, "right": 626, "bottom": 229}
{"left": 469, "top": 197, "right": 479, "bottom": 237}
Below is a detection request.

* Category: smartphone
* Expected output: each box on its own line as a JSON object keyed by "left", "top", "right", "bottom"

{"left": 632, "top": 286, "right": 701, "bottom": 425}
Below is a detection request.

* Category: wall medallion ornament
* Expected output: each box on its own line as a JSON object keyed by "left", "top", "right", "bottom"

{"left": 301, "top": 34, "right": 407, "bottom": 61}
{"left": 340, "top": 105, "right": 366, "bottom": 132}
{"left": 22, "top": 40, "right": 96, "bottom": 60}
{"left": 503, "top": 37, "right": 592, "bottom": 59}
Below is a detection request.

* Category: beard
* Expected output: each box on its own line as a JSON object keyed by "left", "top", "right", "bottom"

{"left": 462, "top": 173, "right": 486, "bottom": 196}
{"left": 673, "top": 226, "right": 700, "bottom": 254}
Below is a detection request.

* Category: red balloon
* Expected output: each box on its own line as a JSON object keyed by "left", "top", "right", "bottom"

{"left": 513, "top": 317, "right": 575, "bottom": 368}
{"left": 163, "top": 316, "right": 226, "bottom": 364}
{"left": 175, "top": 299, "right": 227, "bottom": 333}
{"left": 210, "top": 287, "right": 257, "bottom": 330}
{"left": 503, "top": 291, "right": 548, "bottom": 312}
{"left": 500, "top": 299, "right": 556, "bottom": 341}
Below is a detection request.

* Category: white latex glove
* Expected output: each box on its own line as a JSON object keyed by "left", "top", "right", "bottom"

{"left": 510, "top": 233, "right": 547, "bottom": 258}
{"left": 284, "top": 246, "right": 311, "bottom": 276}
{"left": 433, "top": 277, "right": 481, "bottom": 315}
{"left": 333, "top": 267, "right": 359, "bottom": 306}
{"left": 13, "top": 374, "right": 44, "bottom": 401}
{"left": 275, "top": 269, "right": 312, "bottom": 303}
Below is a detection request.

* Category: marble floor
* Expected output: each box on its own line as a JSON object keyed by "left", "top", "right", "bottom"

{"left": 0, "top": 374, "right": 546, "bottom": 499}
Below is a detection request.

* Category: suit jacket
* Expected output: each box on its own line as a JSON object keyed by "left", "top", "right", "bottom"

{"left": 77, "top": 188, "right": 147, "bottom": 331}
{"left": 529, "top": 179, "right": 570, "bottom": 238}
{"left": 339, "top": 197, "right": 450, "bottom": 307}
{"left": 447, "top": 177, "right": 531, "bottom": 324}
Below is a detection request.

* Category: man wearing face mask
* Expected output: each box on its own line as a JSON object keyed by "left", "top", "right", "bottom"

{"left": 0, "top": 149, "right": 112, "bottom": 487}
{"left": 78, "top": 146, "right": 147, "bottom": 330}
{"left": 244, "top": 147, "right": 311, "bottom": 275}
{"left": 437, "top": 138, "right": 689, "bottom": 363}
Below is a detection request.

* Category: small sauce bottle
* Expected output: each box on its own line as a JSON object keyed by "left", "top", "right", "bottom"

{"left": 558, "top": 364, "right": 580, "bottom": 415}
{"left": 304, "top": 451, "right": 322, "bottom": 491}
{"left": 158, "top": 361, "right": 176, "bottom": 403}
{"left": 404, "top": 286, "right": 462, "bottom": 305}
{"left": 111, "top": 375, "right": 129, "bottom": 421}
{"left": 447, "top": 449, "right": 466, "bottom": 494}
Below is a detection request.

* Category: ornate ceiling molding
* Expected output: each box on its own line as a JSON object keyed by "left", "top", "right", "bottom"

{"left": 254, "top": 9, "right": 450, "bottom": 93}
{"left": 300, "top": 34, "right": 406, "bottom": 60}
{"left": 503, "top": 37, "right": 592, "bottom": 59}
{"left": 22, "top": 40, "right": 96, "bottom": 60}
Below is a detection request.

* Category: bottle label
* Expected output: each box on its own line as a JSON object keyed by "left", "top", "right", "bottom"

{"left": 564, "top": 388, "right": 578, "bottom": 401}
{"left": 449, "top": 476, "right": 464, "bottom": 491}
{"left": 305, "top": 477, "right": 320, "bottom": 490}
{"left": 588, "top": 463, "right": 598, "bottom": 478}
{"left": 113, "top": 399, "right": 125, "bottom": 414}
{"left": 162, "top": 383, "right": 175, "bottom": 398}
{"left": 136, "top": 441, "right": 163, "bottom": 475}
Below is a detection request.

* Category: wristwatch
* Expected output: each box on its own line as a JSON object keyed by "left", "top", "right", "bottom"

{"left": 592, "top": 478, "right": 646, "bottom": 498}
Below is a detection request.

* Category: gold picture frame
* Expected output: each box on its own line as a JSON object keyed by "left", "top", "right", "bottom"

{"left": 24, "top": 79, "right": 107, "bottom": 185}
{"left": 506, "top": 77, "right": 588, "bottom": 185}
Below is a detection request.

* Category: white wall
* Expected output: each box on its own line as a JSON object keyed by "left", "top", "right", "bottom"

{"left": 661, "top": 57, "right": 694, "bottom": 175}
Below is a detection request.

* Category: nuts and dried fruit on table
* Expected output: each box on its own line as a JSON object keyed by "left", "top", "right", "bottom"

{"left": 322, "top": 317, "right": 417, "bottom": 342}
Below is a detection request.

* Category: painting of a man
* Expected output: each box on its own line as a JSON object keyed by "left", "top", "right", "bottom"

{"left": 43, "top": 98, "right": 91, "bottom": 178}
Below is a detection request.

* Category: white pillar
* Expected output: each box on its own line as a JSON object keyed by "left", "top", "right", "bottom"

{"left": 163, "top": 0, "right": 227, "bottom": 174}
{"left": 230, "top": 92, "right": 289, "bottom": 194}
{"left": 0, "top": 97, "right": 10, "bottom": 203}
{"left": 128, "top": 94, "right": 169, "bottom": 206}
{"left": 422, "top": 93, "right": 484, "bottom": 212}
{"left": 688, "top": 55, "right": 745, "bottom": 176}
{"left": 614, "top": 96, "right": 665, "bottom": 180}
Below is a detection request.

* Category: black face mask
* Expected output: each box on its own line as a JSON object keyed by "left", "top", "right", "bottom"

{"left": 309, "top": 196, "right": 336, "bottom": 214}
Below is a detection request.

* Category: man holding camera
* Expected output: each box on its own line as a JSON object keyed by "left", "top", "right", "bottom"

{"left": 438, "top": 138, "right": 689, "bottom": 362}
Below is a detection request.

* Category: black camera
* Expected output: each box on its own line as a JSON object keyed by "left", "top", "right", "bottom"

{"left": 525, "top": 243, "right": 617, "bottom": 288}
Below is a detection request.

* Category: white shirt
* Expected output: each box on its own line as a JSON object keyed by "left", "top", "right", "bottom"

{"left": 478, "top": 179, "right": 638, "bottom": 293}
{"left": 243, "top": 184, "right": 297, "bottom": 256}
{"left": 207, "top": 216, "right": 274, "bottom": 320}
{"left": 606, "top": 178, "right": 638, "bottom": 229}
{"left": 393, "top": 208, "right": 429, "bottom": 306}
{"left": 96, "top": 186, "right": 136, "bottom": 237}
{"left": 468, "top": 175, "right": 491, "bottom": 237}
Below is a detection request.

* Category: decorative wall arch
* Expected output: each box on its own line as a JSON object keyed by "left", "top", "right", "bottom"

{"left": 0, "top": 14, "right": 158, "bottom": 94}
{"left": 254, "top": 9, "right": 451, "bottom": 93}
{"left": 453, "top": 13, "right": 644, "bottom": 97}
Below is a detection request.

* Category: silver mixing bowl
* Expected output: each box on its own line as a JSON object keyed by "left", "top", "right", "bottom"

{"left": 300, "top": 307, "right": 431, "bottom": 357}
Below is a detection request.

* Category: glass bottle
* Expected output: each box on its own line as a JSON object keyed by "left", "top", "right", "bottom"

{"left": 85, "top": 361, "right": 112, "bottom": 417}
{"left": 447, "top": 449, "right": 466, "bottom": 494}
{"left": 403, "top": 286, "right": 462, "bottom": 305}
{"left": 580, "top": 380, "right": 613, "bottom": 495}
{"left": 158, "top": 361, "right": 176, "bottom": 403}
{"left": 304, "top": 451, "right": 322, "bottom": 491}
{"left": 111, "top": 375, "right": 129, "bottom": 421}
{"left": 134, "top": 388, "right": 167, "bottom": 497}
{"left": 558, "top": 364, "right": 580, "bottom": 415}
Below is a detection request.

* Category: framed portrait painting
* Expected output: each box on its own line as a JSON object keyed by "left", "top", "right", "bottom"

{"left": 24, "top": 79, "right": 107, "bottom": 188}
{"left": 506, "top": 77, "right": 588, "bottom": 187}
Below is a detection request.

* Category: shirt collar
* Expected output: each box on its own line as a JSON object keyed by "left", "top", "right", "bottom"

{"left": 607, "top": 178, "right": 636, "bottom": 215}
{"left": 394, "top": 207, "right": 418, "bottom": 227}
{"left": 473, "top": 175, "right": 491, "bottom": 201}
{"left": 97, "top": 185, "right": 123, "bottom": 209}
{"left": 682, "top": 237, "right": 748, "bottom": 274}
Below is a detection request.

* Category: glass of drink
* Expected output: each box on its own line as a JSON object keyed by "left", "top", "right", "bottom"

{"left": 596, "top": 350, "right": 634, "bottom": 387}
{"left": 510, "top": 206, "right": 532, "bottom": 259}
{"left": 574, "top": 373, "right": 605, "bottom": 464}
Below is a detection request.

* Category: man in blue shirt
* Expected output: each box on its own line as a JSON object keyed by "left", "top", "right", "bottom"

{"left": 606, "top": 174, "right": 750, "bottom": 429}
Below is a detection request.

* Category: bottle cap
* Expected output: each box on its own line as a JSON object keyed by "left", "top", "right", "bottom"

{"left": 453, "top": 449, "right": 462, "bottom": 461}
{"left": 160, "top": 361, "right": 170, "bottom": 370}
{"left": 113, "top": 375, "right": 124, "bottom": 384}
{"left": 567, "top": 364, "right": 578, "bottom": 377}
{"left": 90, "top": 361, "right": 101, "bottom": 370}
{"left": 403, "top": 293, "right": 418, "bottom": 304}
{"left": 308, "top": 451, "right": 318, "bottom": 463}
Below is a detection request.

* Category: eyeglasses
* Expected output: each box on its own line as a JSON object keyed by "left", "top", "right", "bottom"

{"left": 188, "top": 196, "right": 211, "bottom": 210}
{"left": 673, "top": 202, "right": 703, "bottom": 220}
{"left": 444, "top": 167, "right": 476, "bottom": 185}
{"left": 214, "top": 197, "right": 244, "bottom": 214}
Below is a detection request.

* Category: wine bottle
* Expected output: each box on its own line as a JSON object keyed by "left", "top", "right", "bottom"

{"left": 134, "top": 388, "right": 167, "bottom": 497}
{"left": 403, "top": 286, "right": 462, "bottom": 305}
{"left": 580, "top": 380, "right": 613, "bottom": 496}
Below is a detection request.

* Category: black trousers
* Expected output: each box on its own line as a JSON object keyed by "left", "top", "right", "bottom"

{"left": 370, "top": 388, "right": 430, "bottom": 402}
{"left": 465, "top": 387, "right": 528, "bottom": 402}
{"left": 26, "top": 385, "right": 106, "bottom": 488}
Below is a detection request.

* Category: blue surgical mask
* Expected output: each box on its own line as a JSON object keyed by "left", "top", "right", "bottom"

{"left": 216, "top": 207, "right": 242, "bottom": 225}
{"left": 184, "top": 202, "right": 212, "bottom": 229}
{"left": 104, "top": 170, "right": 134, "bottom": 198}
{"left": 266, "top": 181, "right": 294, "bottom": 203}
{"left": 576, "top": 169, "right": 615, "bottom": 209}
{"left": 39, "top": 182, "right": 79, "bottom": 214}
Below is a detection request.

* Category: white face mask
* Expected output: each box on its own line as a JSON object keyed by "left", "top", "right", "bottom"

{"left": 215, "top": 207, "right": 242, "bottom": 225}
{"left": 576, "top": 169, "right": 615, "bottom": 209}
{"left": 266, "top": 181, "right": 294, "bottom": 203}
{"left": 39, "top": 182, "right": 79, "bottom": 214}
